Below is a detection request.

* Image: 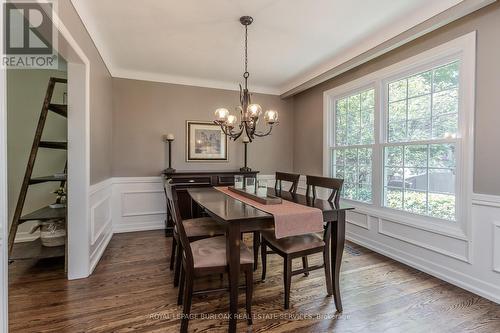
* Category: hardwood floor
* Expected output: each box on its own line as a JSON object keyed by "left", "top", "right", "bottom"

{"left": 9, "top": 230, "right": 500, "bottom": 332}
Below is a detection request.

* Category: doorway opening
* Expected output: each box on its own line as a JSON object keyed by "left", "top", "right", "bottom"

{"left": 7, "top": 61, "right": 69, "bottom": 271}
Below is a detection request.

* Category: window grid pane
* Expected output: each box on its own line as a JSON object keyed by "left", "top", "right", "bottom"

{"left": 387, "top": 61, "right": 459, "bottom": 143}
{"left": 333, "top": 147, "right": 372, "bottom": 203}
{"left": 383, "top": 144, "right": 456, "bottom": 221}
{"left": 335, "top": 88, "right": 375, "bottom": 147}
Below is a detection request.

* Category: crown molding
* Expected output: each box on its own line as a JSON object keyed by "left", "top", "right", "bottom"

{"left": 112, "top": 68, "right": 281, "bottom": 95}
{"left": 72, "top": 0, "right": 494, "bottom": 98}
{"left": 71, "top": 0, "right": 280, "bottom": 95}
{"left": 279, "top": 0, "right": 496, "bottom": 98}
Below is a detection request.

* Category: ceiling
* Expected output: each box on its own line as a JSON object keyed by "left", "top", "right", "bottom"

{"left": 71, "top": 0, "right": 463, "bottom": 95}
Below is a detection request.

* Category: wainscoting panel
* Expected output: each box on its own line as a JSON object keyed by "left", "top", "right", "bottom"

{"left": 378, "top": 218, "right": 470, "bottom": 262}
{"left": 346, "top": 211, "right": 369, "bottom": 230}
{"left": 121, "top": 190, "right": 165, "bottom": 217}
{"left": 89, "top": 178, "right": 113, "bottom": 273}
{"left": 113, "top": 177, "right": 166, "bottom": 233}
{"left": 90, "top": 195, "right": 111, "bottom": 245}
{"left": 494, "top": 222, "right": 500, "bottom": 273}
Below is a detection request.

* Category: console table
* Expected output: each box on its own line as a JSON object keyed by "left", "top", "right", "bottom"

{"left": 161, "top": 170, "right": 259, "bottom": 235}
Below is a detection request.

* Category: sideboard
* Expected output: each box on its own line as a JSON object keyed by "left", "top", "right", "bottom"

{"left": 161, "top": 170, "right": 259, "bottom": 235}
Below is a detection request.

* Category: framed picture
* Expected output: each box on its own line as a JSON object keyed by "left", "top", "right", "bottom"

{"left": 186, "top": 121, "right": 228, "bottom": 162}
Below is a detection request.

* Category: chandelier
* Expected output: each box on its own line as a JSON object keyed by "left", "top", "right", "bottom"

{"left": 214, "top": 16, "right": 278, "bottom": 142}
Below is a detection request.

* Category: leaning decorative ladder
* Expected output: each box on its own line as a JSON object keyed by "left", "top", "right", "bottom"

{"left": 8, "top": 77, "right": 68, "bottom": 263}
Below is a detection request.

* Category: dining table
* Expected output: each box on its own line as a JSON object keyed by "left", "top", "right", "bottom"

{"left": 187, "top": 186, "right": 354, "bottom": 333}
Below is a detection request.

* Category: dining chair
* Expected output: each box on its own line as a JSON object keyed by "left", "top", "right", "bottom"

{"left": 260, "top": 174, "right": 343, "bottom": 309}
{"left": 251, "top": 171, "right": 301, "bottom": 271}
{"left": 274, "top": 171, "right": 300, "bottom": 193}
{"left": 165, "top": 180, "right": 254, "bottom": 333}
{"left": 163, "top": 181, "right": 225, "bottom": 287}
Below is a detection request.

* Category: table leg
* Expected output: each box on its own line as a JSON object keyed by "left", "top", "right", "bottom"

{"left": 227, "top": 223, "right": 241, "bottom": 333}
{"left": 331, "top": 210, "right": 346, "bottom": 312}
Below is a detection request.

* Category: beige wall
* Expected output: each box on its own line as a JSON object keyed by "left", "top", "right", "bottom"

{"left": 58, "top": 0, "right": 113, "bottom": 185}
{"left": 7, "top": 69, "right": 67, "bottom": 233}
{"left": 112, "top": 78, "right": 294, "bottom": 176}
{"left": 292, "top": 1, "right": 500, "bottom": 195}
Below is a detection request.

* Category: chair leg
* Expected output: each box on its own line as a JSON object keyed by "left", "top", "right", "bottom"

{"left": 169, "top": 236, "right": 177, "bottom": 270}
{"left": 261, "top": 241, "right": 267, "bottom": 281}
{"left": 323, "top": 247, "right": 333, "bottom": 296}
{"left": 253, "top": 231, "right": 260, "bottom": 271}
{"left": 245, "top": 268, "right": 253, "bottom": 325}
{"left": 302, "top": 256, "right": 310, "bottom": 277}
{"left": 174, "top": 242, "right": 183, "bottom": 287}
{"left": 177, "top": 264, "right": 185, "bottom": 305}
{"left": 284, "top": 256, "right": 292, "bottom": 309}
{"left": 180, "top": 269, "right": 194, "bottom": 333}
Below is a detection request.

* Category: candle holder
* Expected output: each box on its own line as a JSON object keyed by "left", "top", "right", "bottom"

{"left": 240, "top": 137, "right": 251, "bottom": 172}
{"left": 165, "top": 135, "right": 176, "bottom": 173}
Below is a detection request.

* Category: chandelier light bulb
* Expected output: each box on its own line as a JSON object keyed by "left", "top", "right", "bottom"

{"left": 215, "top": 108, "right": 229, "bottom": 122}
{"left": 247, "top": 104, "right": 262, "bottom": 118}
{"left": 226, "top": 114, "right": 237, "bottom": 127}
{"left": 264, "top": 110, "right": 278, "bottom": 124}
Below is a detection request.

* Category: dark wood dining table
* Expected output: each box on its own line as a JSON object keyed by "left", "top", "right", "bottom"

{"left": 188, "top": 187, "right": 354, "bottom": 333}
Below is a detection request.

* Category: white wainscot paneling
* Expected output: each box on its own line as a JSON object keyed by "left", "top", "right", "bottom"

{"left": 494, "top": 222, "right": 500, "bottom": 273}
{"left": 345, "top": 193, "right": 500, "bottom": 305}
{"left": 89, "top": 178, "right": 113, "bottom": 273}
{"left": 91, "top": 195, "right": 111, "bottom": 245}
{"left": 113, "top": 177, "right": 166, "bottom": 233}
{"left": 346, "top": 211, "right": 369, "bottom": 230}
{"left": 121, "top": 190, "right": 165, "bottom": 217}
{"left": 378, "top": 218, "right": 470, "bottom": 262}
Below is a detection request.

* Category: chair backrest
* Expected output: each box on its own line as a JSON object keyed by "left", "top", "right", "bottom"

{"left": 274, "top": 171, "right": 301, "bottom": 194}
{"left": 164, "top": 179, "right": 194, "bottom": 268}
{"left": 305, "top": 175, "right": 344, "bottom": 206}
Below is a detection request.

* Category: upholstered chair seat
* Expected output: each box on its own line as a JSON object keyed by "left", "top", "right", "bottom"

{"left": 260, "top": 229, "right": 324, "bottom": 254}
{"left": 190, "top": 236, "right": 254, "bottom": 268}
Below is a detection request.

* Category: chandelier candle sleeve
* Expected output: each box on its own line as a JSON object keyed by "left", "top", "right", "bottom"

{"left": 213, "top": 16, "right": 278, "bottom": 142}
{"left": 164, "top": 134, "right": 175, "bottom": 173}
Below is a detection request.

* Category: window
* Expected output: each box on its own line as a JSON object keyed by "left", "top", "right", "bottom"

{"left": 325, "top": 33, "right": 475, "bottom": 228}
{"left": 384, "top": 62, "right": 459, "bottom": 221}
{"left": 332, "top": 89, "right": 374, "bottom": 203}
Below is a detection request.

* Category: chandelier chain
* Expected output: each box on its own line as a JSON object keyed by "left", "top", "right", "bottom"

{"left": 244, "top": 24, "right": 249, "bottom": 85}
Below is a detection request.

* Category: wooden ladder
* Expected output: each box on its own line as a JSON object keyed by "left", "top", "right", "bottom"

{"left": 8, "top": 77, "right": 68, "bottom": 258}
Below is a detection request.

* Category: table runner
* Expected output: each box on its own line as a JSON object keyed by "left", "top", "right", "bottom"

{"left": 215, "top": 187, "right": 324, "bottom": 239}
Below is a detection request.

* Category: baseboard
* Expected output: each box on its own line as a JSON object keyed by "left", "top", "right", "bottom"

{"left": 346, "top": 231, "right": 500, "bottom": 305}
{"left": 113, "top": 220, "right": 165, "bottom": 233}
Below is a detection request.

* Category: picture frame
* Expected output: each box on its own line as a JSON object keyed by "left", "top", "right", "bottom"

{"left": 186, "top": 121, "right": 228, "bottom": 162}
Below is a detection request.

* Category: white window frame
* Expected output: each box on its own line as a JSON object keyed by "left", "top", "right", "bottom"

{"left": 324, "top": 32, "right": 475, "bottom": 239}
